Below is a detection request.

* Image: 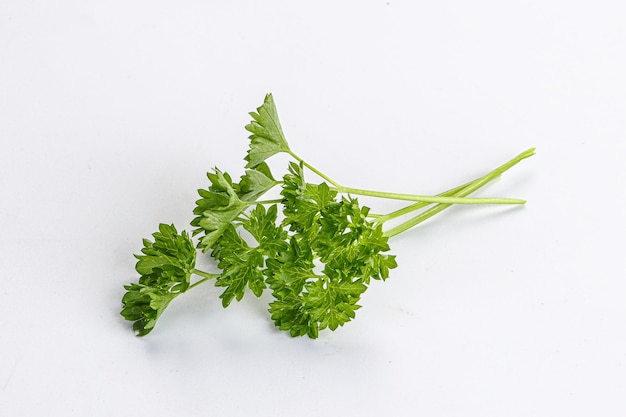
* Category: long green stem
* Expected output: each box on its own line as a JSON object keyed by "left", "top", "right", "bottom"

{"left": 337, "top": 185, "right": 525, "bottom": 205}
{"left": 383, "top": 147, "right": 535, "bottom": 237}
{"left": 288, "top": 150, "right": 527, "bottom": 205}
{"left": 373, "top": 179, "right": 480, "bottom": 225}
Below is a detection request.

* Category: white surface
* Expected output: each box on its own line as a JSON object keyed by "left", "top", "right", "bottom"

{"left": 1, "top": 1, "right": 625, "bottom": 416}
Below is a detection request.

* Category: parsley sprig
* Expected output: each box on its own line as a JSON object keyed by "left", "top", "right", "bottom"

{"left": 121, "top": 94, "right": 534, "bottom": 338}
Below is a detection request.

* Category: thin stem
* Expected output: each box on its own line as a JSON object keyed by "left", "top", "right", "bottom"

{"left": 374, "top": 181, "right": 477, "bottom": 225}
{"left": 189, "top": 268, "right": 219, "bottom": 290}
{"left": 254, "top": 198, "right": 283, "bottom": 205}
{"left": 288, "top": 150, "right": 342, "bottom": 188}
{"left": 384, "top": 197, "right": 463, "bottom": 238}
{"left": 338, "top": 185, "right": 525, "bottom": 205}
{"left": 374, "top": 173, "right": 506, "bottom": 224}
{"left": 192, "top": 268, "right": 218, "bottom": 279}
{"left": 289, "top": 149, "right": 526, "bottom": 205}
{"left": 384, "top": 147, "right": 535, "bottom": 237}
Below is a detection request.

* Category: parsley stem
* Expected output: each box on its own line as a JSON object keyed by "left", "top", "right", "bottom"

{"left": 254, "top": 198, "right": 283, "bottom": 205}
{"left": 383, "top": 147, "right": 535, "bottom": 237}
{"left": 288, "top": 149, "right": 527, "bottom": 205}
{"left": 287, "top": 150, "right": 342, "bottom": 188}
{"left": 337, "top": 186, "right": 525, "bottom": 205}
{"left": 189, "top": 268, "right": 219, "bottom": 289}
{"left": 374, "top": 173, "right": 509, "bottom": 224}
{"left": 373, "top": 181, "right": 476, "bottom": 225}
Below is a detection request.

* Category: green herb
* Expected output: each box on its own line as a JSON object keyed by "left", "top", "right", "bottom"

{"left": 121, "top": 94, "right": 534, "bottom": 338}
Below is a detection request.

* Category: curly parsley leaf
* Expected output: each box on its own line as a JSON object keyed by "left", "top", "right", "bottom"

{"left": 211, "top": 224, "right": 265, "bottom": 307}
{"left": 303, "top": 279, "right": 366, "bottom": 331}
{"left": 244, "top": 93, "right": 291, "bottom": 168}
{"left": 212, "top": 204, "right": 288, "bottom": 307}
{"left": 191, "top": 168, "right": 247, "bottom": 251}
{"left": 121, "top": 224, "right": 196, "bottom": 336}
{"left": 235, "top": 162, "right": 278, "bottom": 202}
{"left": 281, "top": 162, "right": 325, "bottom": 234}
{"left": 192, "top": 162, "right": 279, "bottom": 253}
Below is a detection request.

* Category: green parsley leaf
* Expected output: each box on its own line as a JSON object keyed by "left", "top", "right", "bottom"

{"left": 192, "top": 163, "right": 279, "bottom": 252}
{"left": 191, "top": 168, "right": 247, "bottom": 251}
{"left": 211, "top": 204, "right": 288, "bottom": 307}
{"left": 212, "top": 224, "right": 265, "bottom": 306}
{"left": 281, "top": 162, "right": 324, "bottom": 234}
{"left": 121, "top": 224, "right": 195, "bottom": 336}
{"left": 244, "top": 93, "right": 291, "bottom": 168}
{"left": 235, "top": 162, "right": 278, "bottom": 202}
{"left": 303, "top": 279, "right": 366, "bottom": 331}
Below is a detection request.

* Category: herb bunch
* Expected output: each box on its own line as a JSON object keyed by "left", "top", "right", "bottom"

{"left": 121, "top": 94, "right": 534, "bottom": 338}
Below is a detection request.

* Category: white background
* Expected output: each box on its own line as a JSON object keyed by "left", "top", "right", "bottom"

{"left": 1, "top": 1, "right": 625, "bottom": 416}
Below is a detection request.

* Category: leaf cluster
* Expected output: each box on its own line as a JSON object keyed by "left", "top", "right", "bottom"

{"left": 121, "top": 224, "right": 196, "bottom": 335}
{"left": 266, "top": 162, "right": 397, "bottom": 337}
